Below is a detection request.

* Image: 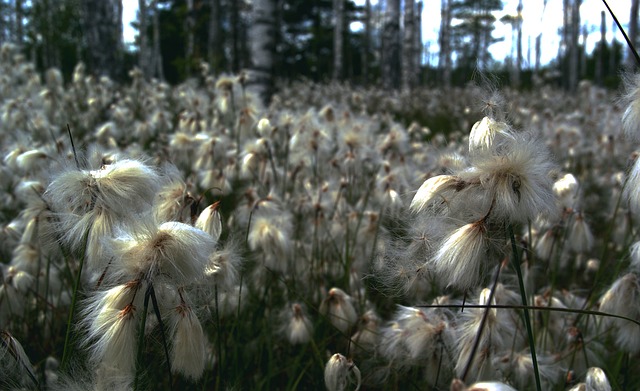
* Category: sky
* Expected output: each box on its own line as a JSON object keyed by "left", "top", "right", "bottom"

{"left": 122, "top": 0, "right": 634, "bottom": 67}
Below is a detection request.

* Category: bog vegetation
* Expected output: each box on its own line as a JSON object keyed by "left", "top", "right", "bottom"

{"left": 0, "top": 41, "right": 639, "bottom": 390}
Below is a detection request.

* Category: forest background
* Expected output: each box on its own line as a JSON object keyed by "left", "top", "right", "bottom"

{"left": 0, "top": 0, "right": 638, "bottom": 104}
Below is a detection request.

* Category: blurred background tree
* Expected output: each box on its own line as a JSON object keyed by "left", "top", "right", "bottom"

{"left": 0, "top": 0, "right": 635, "bottom": 98}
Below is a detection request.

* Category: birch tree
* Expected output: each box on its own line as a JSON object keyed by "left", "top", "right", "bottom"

{"left": 382, "top": 0, "right": 400, "bottom": 89}
{"left": 138, "top": 0, "right": 150, "bottom": 78}
{"left": 629, "top": 0, "right": 639, "bottom": 68}
{"left": 438, "top": 0, "right": 453, "bottom": 86}
{"left": 249, "top": 0, "right": 276, "bottom": 103}
{"left": 151, "top": 0, "right": 164, "bottom": 80}
{"left": 568, "top": 0, "right": 581, "bottom": 91}
{"left": 402, "top": 0, "right": 415, "bottom": 91}
{"left": 333, "top": 0, "right": 344, "bottom": 81}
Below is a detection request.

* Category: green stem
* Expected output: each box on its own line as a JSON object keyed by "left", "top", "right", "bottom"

{"left": 134, "top": 283, "right": 151, "bottom": 391}
{"left": 509, "top": 224, "right": 542, "bottom": 391}
{"left": 60, "top": 228, "right": 90, "bottom": 371}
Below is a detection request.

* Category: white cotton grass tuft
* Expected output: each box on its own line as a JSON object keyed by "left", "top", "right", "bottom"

{"left": 282, "top": 303, "right": 314, "bottom": 345}
{"left": 81, "top": 282, "right": 141, "bottom": 375}
{"left": 409, "top": 174, "right": 459, "bottom": 213}
{"left": 624, "top": 155, "right": 640, "bottom": 215}
{"left": 620, "top": 72, "right": 640, "bottom": 141}
{"left": 468, "top": 116, "right": 515, "bottom": 155}
{"left": 109, "top": 221, "right": 216, "bottom": 285}
{"left": 350, "top": 310, "right": 380, "bottom": 355}
{"left": 324, "top": 353, "right": 361, "bottom": 391}
{"left": 168, "top": 302, "right": 207, "bottom": 381}
{"left": 454, "top": 287, "right": 515, "bottom": 382}
{"left": 387, "top": 305, "right": 452, "bottom": 373}
{"left": 553, "top": 172, "right": 580, "bottom": 210}
{"left": 44, "top": 158, "right": 163, "bottom": 272}
{"left": 46, "top": 158, "right": 161, "bottom": 217}
{"left": 599, "top": 273, "right": 640, "bottom": 354}
{"left": 471, "top": 134, "right": 557, "bottom": 223}
{"left": 451, "top": 380, "right": 518, "bottom": 391}
{"left": 584, "top": 367, "right": 612, "bottom": 391}
{"left": 567, "top": 212, "right": 594, "bottom": 253}
{"left": 204, "top": 239, "right": 242, "bottom": 290}
{"left": 88, "top": 159, "right": 162, "bottom": 215}
{"left": 319, "top": 288, "right": 358, "bottom": 333}
{"left": 493, "top": 351, "right": 560, "bottom": 390}
{"left": 0, "top": 330, "right": 37, "bottom": 388}
{"left": 433, "top": 221, "right": 487, "bottom": 291}
{"left": 195, "top": 201, "right": 223, "bottom": 242}
{"left": 629, "top": 241, "right": 640, "bottom": 272}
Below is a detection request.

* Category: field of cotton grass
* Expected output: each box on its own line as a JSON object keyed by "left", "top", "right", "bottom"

{"left": 1, "top": 41, "right": 640, "bottom": 390}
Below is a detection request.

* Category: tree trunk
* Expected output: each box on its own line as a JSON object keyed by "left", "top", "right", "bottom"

{"left": 580, "top": 24, "right": 587, "bottom": 78}
{"left": 333, "top": 0, "right": 344, "bottom": 81}
{"left": 438, "top": 0, "right": 452, "bottom": 87}
{"left": 362, "top": 0, "right": 371, "bottom": 84}
{"left": 402, "top": 0, "right": 415, "bottom": 92}
{"left": 568, "top": 0, "right": 581, "bottom": 91}
{"left": 151, "top": 0, "right": 164, "bottom": 80}
{"left": 535, "top": 0, "right": 546, "bottom": 75}
{"left": 81, "top": 0, "right": 123, "bottom": 79}
{"left": 230, "top": 0, "right": 240, "bottom": 72}
{"left": 414, "top": 1, "right": 423, "bottom": 86}
{"left": 514, "top": 0, "right": 523, "bottom": 88}
{"left": 185, "top": 0, "right": 195, "bottom": 77}
{"left": 15, "top": 0, "right": 23, "bottom": 46}
{"left": 138, "top": 0, "right": 150, "bottom": 78}
{"left": 596, "top": 10, "right": 605, "bottom": 85}
{"left": 610, "top": 20, "right": 617, "bottom": 74}
{"left": 208, "top": 0, "right": 224, "bottom": 74}
{"left": 381, "top": 0, "right": 400, "bottom": 89}
{"left": 629, "top": 0, "right": 639, "bottom": 68}
{"left": 249, "top": 0, "right": 275, "bottom": 104}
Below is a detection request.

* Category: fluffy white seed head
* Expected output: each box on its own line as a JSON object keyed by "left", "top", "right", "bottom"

{"left": 195, "top": 202, "right": 222, "bottom": 242}
{"left": 410, "top": 175, "right": 460, "bottom": 213}
{"left": 283, "top": 303, "right": 314, "bottom": 345}
{"left": 624, "top": 156, "right": 640, "bottom": 215}
{"left": 433, "top": 221, "right": 487, "bottom": 291}
{"left": 585, "top": 367, "right": 611, "bottom": 391}
{"left": 324, "top": 353, "right": 361, "bottom": 391}
{"left": 599, "top": 273, "right": 640, "bottom": 354}
{"left": 90, "top": 159, "right": 161, "bottom": 215}
{"left": 320, "top": 288, "right": 358, "bottom": 333}
{"left": 567, "top": 213, "right": 594, "bottom": 253}
{"left": 472, "top": 136, "right": 556, "bottom": 223}
{"left": 468, "top": 116, "right": 515, "bottom": 155}
{"left": 620, "top": 72, "right": 640, "bottom": 141}
{"left": 110, "top": 222, "right": 216, "bottom": 284}
{"left": 169, "top": 303, "right": 206, "bottom": 381}
{"left": 83, "top": 283, "right": 140, "bottom": 375}
{"left": 553, "top": 173, "right": 579, "bottom": 209}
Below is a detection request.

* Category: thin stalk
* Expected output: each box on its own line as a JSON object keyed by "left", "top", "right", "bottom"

{"left": 134, "top": 284, "right": 151, "bottom": 391}
{"left": 415, "top": 303, "right": 640, "bottom": 328}
{"left": 509, "top": 224, "right": 542, "bottom": 391}
{"left": 214, "top": 284, "right": 222, "bottom": 390}
{"left": 67, "top": 124, "right": 80, "bottom": 169}
{"left": 460, "top": 261, "right": 503, "bottom": 383}
{"left": 60, "top": 228, "right": 90, "bottom": 371}
{"left": 149, "top": 284, "right": 172, "bottom": 385}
